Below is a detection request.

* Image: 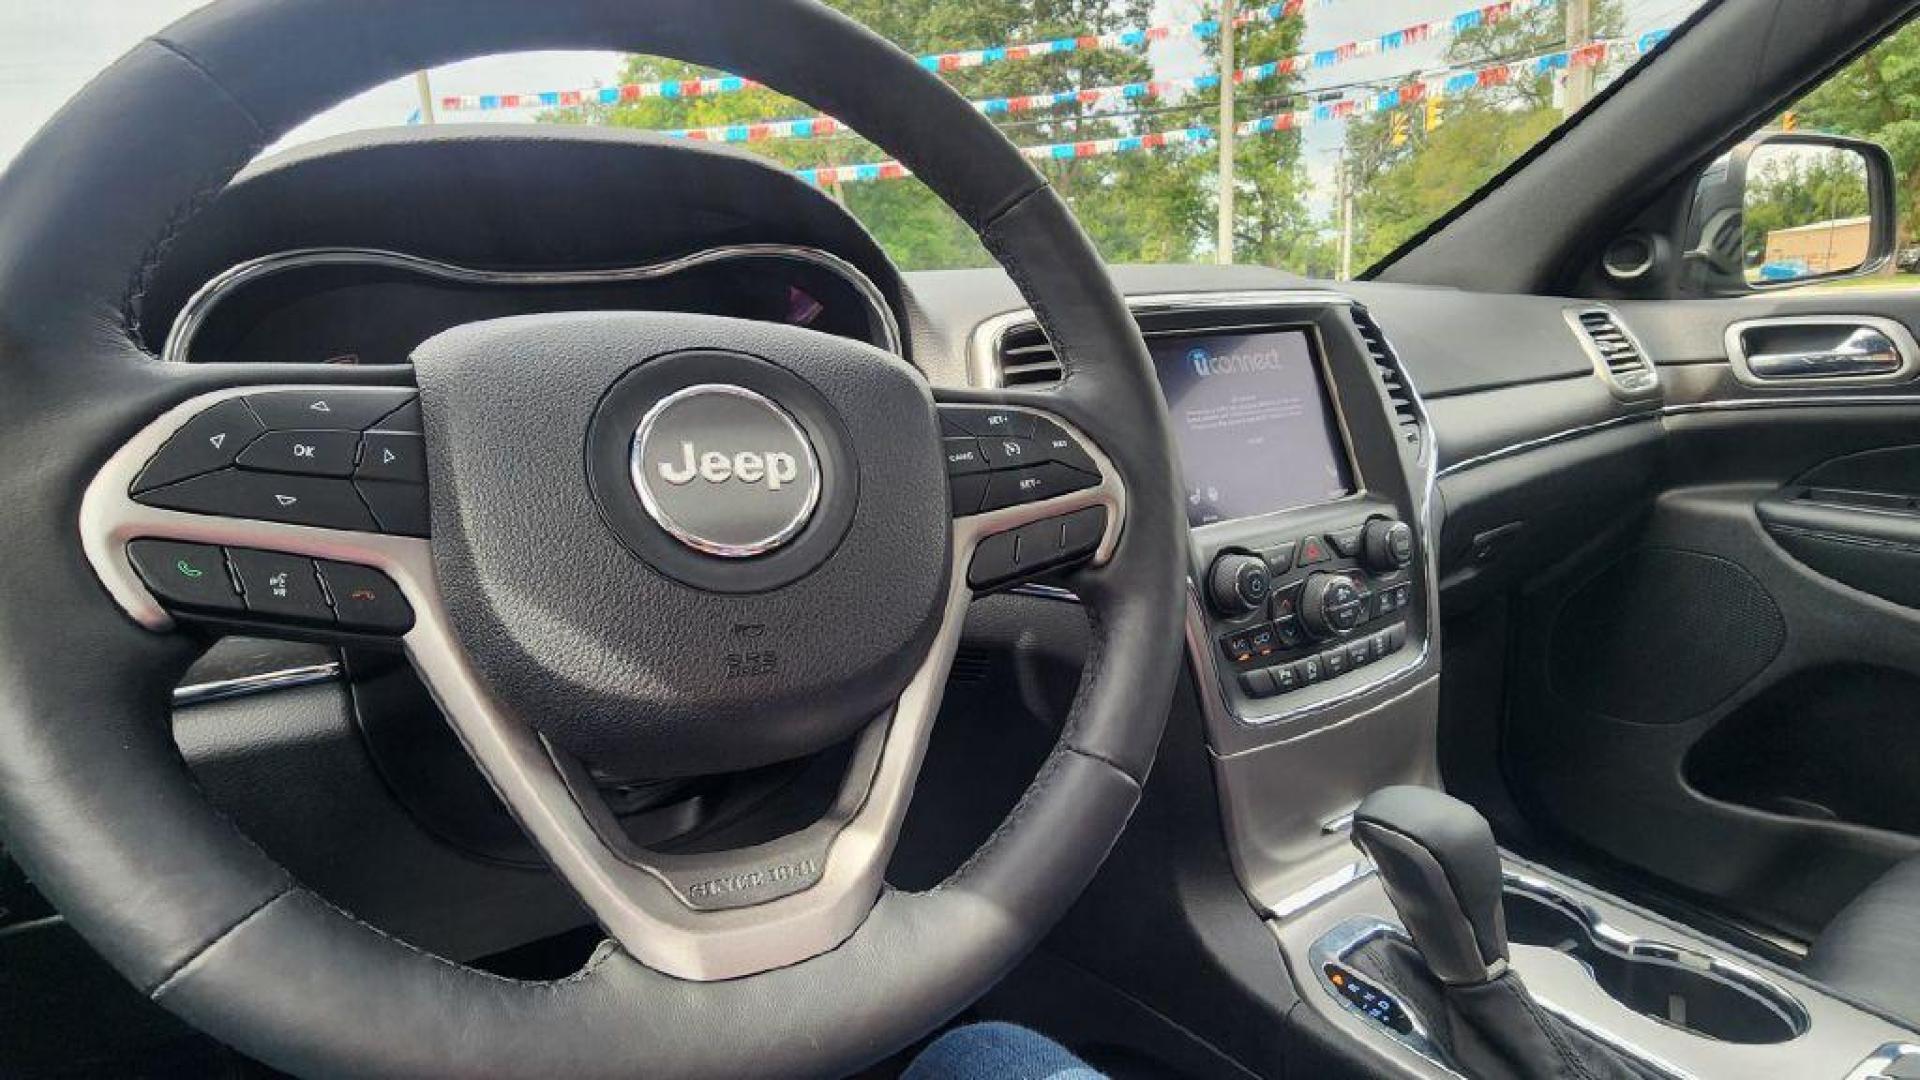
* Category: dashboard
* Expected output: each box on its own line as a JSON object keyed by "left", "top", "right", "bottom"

{"left": 168, "top": 245, "right": 900, "bottom": 367}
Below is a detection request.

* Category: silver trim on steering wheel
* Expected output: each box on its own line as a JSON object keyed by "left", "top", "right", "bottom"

{"left": 78, "top": 385, "right": 1124, "bottom": 982}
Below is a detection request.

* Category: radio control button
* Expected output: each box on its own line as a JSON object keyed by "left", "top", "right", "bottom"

{"left": 1328, "top": 526, "right": 1366, "bottom": 558}
{"left": 1323, "top": 648, "right": 1349, "bottom": 677}
{"left": 1297, "top": 655, "right": 1323, "bottom": 684}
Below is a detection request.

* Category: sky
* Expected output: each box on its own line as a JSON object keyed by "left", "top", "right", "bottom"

{"left": 0, "top": 0, "right": 1701, "bottom": 212}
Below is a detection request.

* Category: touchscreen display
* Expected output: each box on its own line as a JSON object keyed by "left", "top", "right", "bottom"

{"left": 1151, "top": 329, "right": 1355, "bottom": 527}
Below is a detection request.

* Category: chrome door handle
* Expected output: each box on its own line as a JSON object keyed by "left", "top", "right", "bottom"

{"left": 1746, "top": 327, "right": 1901, "bottom": 379}
{"left": 1726, "top": 316, "right": 1919, "bottom": 387}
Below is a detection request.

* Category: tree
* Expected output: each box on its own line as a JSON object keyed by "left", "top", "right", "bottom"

{"left": 554, "top": 0, "right": 1215, "bottom": 270}
{"left": 1791, "top": 20, "right": 1920, "bottom": 242}
{"left": 1742, "top": 146, "right": 1872, "bottom": 268}
{"left": 1190, "top": 7, "right": 1321, "bottom": 269}
{"left": 1341, "top": 1, "right": 1623, "bottom": 269}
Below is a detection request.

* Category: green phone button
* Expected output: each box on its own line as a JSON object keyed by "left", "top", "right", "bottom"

{"left": 127, "top": 540, "right": 242, "bottom": 613}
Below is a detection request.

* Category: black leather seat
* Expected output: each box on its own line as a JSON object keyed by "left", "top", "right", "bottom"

{"left": 1805, "top": 856, "right": 1920, "bottom": 1024}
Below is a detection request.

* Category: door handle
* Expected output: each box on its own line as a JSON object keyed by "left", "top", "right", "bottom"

{"left": 1746, "top": 327, "right": 1901, "bottom": 380}
{"left": 1726, "top": 316, "right": 1919, "bottom": 387}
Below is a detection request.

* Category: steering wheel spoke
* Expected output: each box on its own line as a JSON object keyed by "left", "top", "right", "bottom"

{"left": 935, "top": 393, "right": 1127, "bottom": 595}
{"left": 81, "top": 378, "right": 430, "bottom": 637}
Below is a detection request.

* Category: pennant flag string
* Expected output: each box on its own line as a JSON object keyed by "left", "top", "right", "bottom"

{"left": 436, "top": 0, "right": 1562, "bottom": 114}
{"left": 794, "top": 34, "right": 1659, "bottom": 188}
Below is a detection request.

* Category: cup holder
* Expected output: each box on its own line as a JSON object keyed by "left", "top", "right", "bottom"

{"left": 1503, "top": 881, "right": 1808, "bottom": 1044}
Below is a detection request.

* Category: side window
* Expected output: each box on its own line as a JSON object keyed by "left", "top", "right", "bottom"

{"left": 1699, "top": 22, "right": 1920, "bottom": 294}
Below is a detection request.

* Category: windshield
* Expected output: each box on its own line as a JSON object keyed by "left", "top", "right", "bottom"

{"left": 4, "top": 0, "right": 1704, "bottom": 276}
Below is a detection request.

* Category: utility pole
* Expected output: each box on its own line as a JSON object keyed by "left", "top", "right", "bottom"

{"left": 1335, "top": 147, "right": 1353, "bottom": 281}
{"left": 1216, "top": 0, "right": 1236, "bottom": 265}
{"left": 1563, "top": 0, "right": 1593, "bottom": 115}
{"left": 413, "top": 71, "right": 437, "bottom": 125}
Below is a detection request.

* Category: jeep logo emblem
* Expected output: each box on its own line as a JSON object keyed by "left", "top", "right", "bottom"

{"left": 630, "top": 384, "right": 821, "bottom": 558}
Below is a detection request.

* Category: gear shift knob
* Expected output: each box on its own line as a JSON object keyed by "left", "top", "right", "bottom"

{"left": 1351, "top": 785, "right": 1508, "bottom": 986}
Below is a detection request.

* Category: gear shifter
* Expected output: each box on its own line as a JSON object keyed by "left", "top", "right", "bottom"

{"left": 1350, "top": 785, "right": 1508, "bottom": 986}
{"left": 1346, "top": 787, "right": 1661, "bottom": 1080}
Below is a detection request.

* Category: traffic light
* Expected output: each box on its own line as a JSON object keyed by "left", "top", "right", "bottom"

{"left": 1390, "top": 110, "right": 1410, "bottom": 147}
{"left": 1425, "top": 95, "right": 1444, "bottom": 133}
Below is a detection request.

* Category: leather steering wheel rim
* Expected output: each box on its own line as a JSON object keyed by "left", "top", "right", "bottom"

{"left": 0, "top": 2, "right": 1187, "bottom": 1076}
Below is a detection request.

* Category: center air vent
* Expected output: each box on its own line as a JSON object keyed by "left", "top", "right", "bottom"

{"left": 1350, "top": 305, "right": 1425, "bottom": 458}
{"left": 993, "top": 323, "right": 1065, "bottom": 387}
{"left": 1571, "top": 307, "right": 1658, "bottom": 397}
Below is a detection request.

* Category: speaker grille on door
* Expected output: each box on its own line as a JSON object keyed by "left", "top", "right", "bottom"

{"left": 1548, "top": 549, "right": 1784, "bottom": 724}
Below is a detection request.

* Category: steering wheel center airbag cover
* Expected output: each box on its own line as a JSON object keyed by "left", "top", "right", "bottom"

{"left": 413, "top": 312, "right": 948, "bottom": 777}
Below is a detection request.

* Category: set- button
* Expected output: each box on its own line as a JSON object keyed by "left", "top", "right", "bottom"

{"left": 941, "top": 406, "right": 1101, "bottom": 516}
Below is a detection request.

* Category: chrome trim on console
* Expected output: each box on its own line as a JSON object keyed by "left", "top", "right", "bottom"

{"left": 162, "top": 243, "right": 905, "bottom": 364}
{"left": 1436, "top": 411, "right": 1660, "bottom": 478}
{"left": 173, "top": 662, "right": 345, "bottom": 707}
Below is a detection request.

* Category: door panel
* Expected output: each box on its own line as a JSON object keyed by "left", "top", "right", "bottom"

{"left": 1501, "top": 301, "right": 1920, "bottom": 945}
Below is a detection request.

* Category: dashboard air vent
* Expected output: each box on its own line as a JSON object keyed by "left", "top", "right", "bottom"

{"left": 1572, "top": 307, "right": 1658, "bottom": 395}
{"left": 994, "top": 323, "right": 1065, "bottom": 387}
{"left": 1350, "top": 305, "right": 1424, "bottom": 456}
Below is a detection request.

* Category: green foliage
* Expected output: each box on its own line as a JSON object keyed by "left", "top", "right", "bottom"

{"left": 1791, "top": 20, "right": 1920, "bottom": 241}
{"left": 1742, "top": 147, "right": 1871, "bottom": 265}
{"left": 566, "top": 0, "right": 1216, "bottom": 270}
{"left": 1341, "top": 0, "right": 1621, "bottom": 270}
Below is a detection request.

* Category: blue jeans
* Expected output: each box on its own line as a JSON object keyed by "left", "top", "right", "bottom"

{"left": 904, "top": 1022, "right": 1104, "bottom": 1080}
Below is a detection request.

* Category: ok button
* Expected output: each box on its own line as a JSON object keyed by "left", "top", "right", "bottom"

{"left": 237, "top": 429, "right": 359, "bottom": 478}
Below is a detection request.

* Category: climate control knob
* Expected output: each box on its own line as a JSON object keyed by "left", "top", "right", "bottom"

{"left": 1207, "top": 553, "right": 1270, "bottom": 617}
{"left": 1300, "top": 572, "right": 1364, "bottom": 639}
{"left": 1362, "top": 519, "right": 1415, "bottom": 572}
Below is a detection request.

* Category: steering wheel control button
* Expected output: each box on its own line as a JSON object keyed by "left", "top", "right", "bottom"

{"left": 979, "top": 462, "right": 1096, "bottom": 512}
{"left": 236, "top": 429, "right": 358, "bottom": 477}
{"left": 943, "top": 437, "right": 988, "bottom": 476}
{"left": 355, "top": 432, "right": 427, "bottom": 484}
{"left": 966, "top": 506, "right": 1108, "bottom": 590}
{"left": 245, "top": 388, "right": 417, "bottom": 432}
{"left": 227, "top": 549, "right": 331, "bottom": 623}
{"left": 130, "top": 398, "right": 264, "bottom": 494}
{"left": 1057, "top": 506, "right": 1106, "bottom": 557}
{"left": 316, "top": 560, "right": 414, "bottom": 633}
{"left": 947, "top": 472, "right": 989, "bottom": 516}
{"left": 979, "top": 435, "right": 1039, "bottom": 471}
{"left": 630, "top": 384, "right": 821, "bottom": 558}
{"left": 127, "top": 540, "right": 242, "bottom": 613}
{"left": 941, "top": 405, "right": 1036, "bottom": 440}
{"left": 137, "top": 469, "right": 378, "bottom": 531}
{"left": 367, "top": 395, "right": 422, "bottom": 433}
{"left": 356, "top": 479, "right": 430, "bottom": 537}
{"left": 1028, "top": 417, "right": 1100, "bottom": 475}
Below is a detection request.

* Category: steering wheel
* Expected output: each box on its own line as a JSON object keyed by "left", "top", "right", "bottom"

{"left": 0, "top": 1, "right": 1186, "bottom": 1076}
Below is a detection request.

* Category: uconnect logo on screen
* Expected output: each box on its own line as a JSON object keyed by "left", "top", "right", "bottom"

{"left": 1188, "top": 344, "right": 1290, "bottom": 378}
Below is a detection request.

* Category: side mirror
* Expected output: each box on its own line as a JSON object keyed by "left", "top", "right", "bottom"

{"left": 1685, "top": 131, "right": 1898, "bottom": 293}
